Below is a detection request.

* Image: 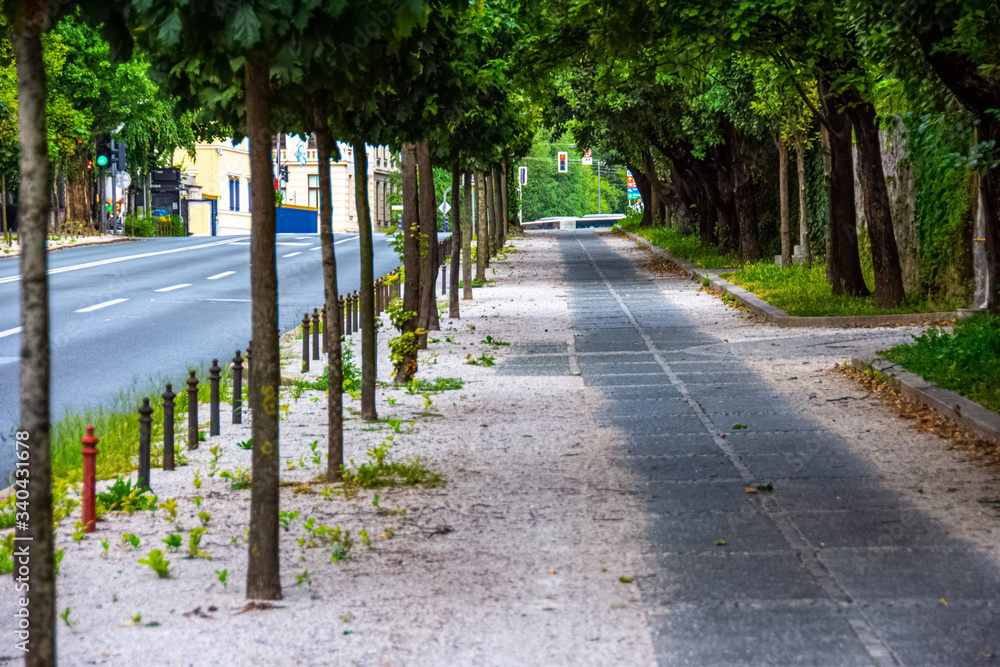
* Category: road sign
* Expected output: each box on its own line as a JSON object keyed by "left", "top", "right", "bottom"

{"left": 439, "top": 201, "right": 451, "bottom": 215}
{"left": 518, "top": 166, "right": 527, "bottom": 185}
{"left": 627, "top": 187, "right": 641, "bottom": 200}
{"left": 581, "top": 149, "right": 592, "bottom": 166}
{"left": 627, "top": 172, "right": 636, "bottom": 188}
{"left": 557, "top": 152, "right": 568, "bottom": 173}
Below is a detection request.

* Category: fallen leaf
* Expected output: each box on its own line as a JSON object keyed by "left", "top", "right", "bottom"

{"left": 745, "top": 487, "right": 757, "bottom": 493}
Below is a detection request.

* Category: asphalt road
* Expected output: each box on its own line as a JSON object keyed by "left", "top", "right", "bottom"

{"left": 0, "top": 232, "right": 407, "bottom": 485}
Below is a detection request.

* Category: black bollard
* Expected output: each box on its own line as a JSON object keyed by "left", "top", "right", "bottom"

{"left": 343, "top": 295, "right": 352, "bottom": 336}
{"left": 312, "top": 308, "right": 320, "bottom": 360}
{"left": 187, "top": 370, "right": 199, "bottom": 450}
{"left": 162, "top": 383, "right": 176, "bottom": 471}
{"left": 246, "top": 340, "right": 252, "bottom": 390}
{"left": 322, "top": 306, "right": 329, "bottom": 353}
{"left": 232, "top": 351, "right": 243, "bottom": 424}
{"left": 209, "top": 359, "right": 221, "bottom": 436}
{"left": 301, "top": 312, "right": 311, "bottom": 372}
{"left": 352, "top": 291, "right": 360, "bottom": 332}
{"left": 375, "top": 279, "right": 382, "bottom": 315}
{"left": 138, "top": 398, "right": 153, "bottom": 489}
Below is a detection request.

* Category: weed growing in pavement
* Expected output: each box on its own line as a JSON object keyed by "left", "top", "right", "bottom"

{"left": 138, "top": 549, "right": 171, "bottom": 578}
{"left": 383, "top": 526, "right": 395, "bottom": 539}
{"left": 159, "top": 498, "right": 179, "bottom": 528}
{"left": 279, "top": 510, "right": 300, "bottom": 531}
{"left": 409, "top": 377, "right": 464, "bottom": 392}
{"left": 236, "top": 438, "right": 252, "bottom": 450}
{"left": 192, "top": 495, "right": 202, "bottom": 508}
{"left": 216, "top": 569, "right": 228, "bottom": 588}
{"left": 328, "top": 526, "right": 354, "bottom": 563}
{"left": 219, "top": 466, "right": 251, "bottom": 490}
{"left": 100, "top": 539, "right": 110, "bottom": 558}
{"left": 360, "top": 529, "right": 372, "bottom": 547}
{"left": 188, "top": 527, "right": 208, "bottom": 558}
{"left": 339, "top": 437, "right": 443, "bottom": 499}
{"left": 295, "top": 569, "right": 311, "bottom": 587}
{"left": 97, "top": 478, "right": 157, "bottom": 513}
{"left": 54, "top": 549, "right": 64, "bottom": 575}
{"left": 162, "top": 534, "right": 182, "bottom": 551}
{"left": 61, "top": 607, "right": 74, "bottom": 627}
{"left": 121, "top": 533, "right": 140, "bottom": 549}
{"left": 198, "top": 512, "right": 212, "bottom": 527}
{"left": 308, "top": 440, "right": 322, "bottom": 467}
{"left": 466, "top": 353, "right": 495, "bottom": 367}
{"left": 481, "top": 335, "right": 510, "bottom": 347}
{"left": 71, "top": 521, "right": 86, "bottom": 543}
{"left": 193, "top": 470, "right": 203, "bottom": 489}
{"left": 386, "top": 397, "right": 398, "bottom": 406}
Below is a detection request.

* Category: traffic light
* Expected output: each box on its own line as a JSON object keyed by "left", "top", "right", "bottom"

{"left": 86, "top": 159, "right": 93, "bottom": 170}
{"left": 518, "top": 166, "right": 527, "bottom": 185}
{"left": 109, "top": 141, "right": 126, "bottom": 171}
{"left": 95, "top": 133, "right": 110, "bottom": 168}
{"left": 557, "top": 151, "right": 568, "bottom": 173}
{"left": 280, "top": 164, "right": 289, "bottom": 182}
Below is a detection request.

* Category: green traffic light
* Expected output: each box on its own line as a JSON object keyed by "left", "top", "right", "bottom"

{"left": 96, "top": 155, "right": 108, "bottom": 167}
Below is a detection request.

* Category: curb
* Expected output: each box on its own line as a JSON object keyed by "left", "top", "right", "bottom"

{"left": 621, "top": 229, "right": 956, "bottom": 328}
{"left": 849, "top": 354, "right": 1000, "bottom": 447}
{"left": 0, "top": 236, "right": 139, "bottom": 259}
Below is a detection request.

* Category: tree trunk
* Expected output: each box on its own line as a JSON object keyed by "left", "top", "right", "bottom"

{"left": 713, "top": 141, "right": 740, "bottom": 253}
{"left": 449, "top": 167, "right": 461, "bottom": 318}
{"left": 776, "top": 132, "right": 791, "bottom": 266}
{"left": 11, "top": 6, "right": 55, "bottom": 661}
{"left": 313, "top": 97, "right": 343, "bottom": 482}
{"left": 353, "top": 140, "right": 377, "bottom": 419}
{"left": 476, "top": 171, "right": 487, "bottom": 282}
{"left": 484, "top": 171, "right": 493, "bottom": 261}
{"left": 795, "top": 130, "right": 811, "bottom": 267}
{"left": 847, "top": 98, "right": 905, "bottom": 308}
{"left": 821, "top": 81, "right": 870, "bottom": 296}
{"left": 500, "top": 162, "right": 509, "bottom": 244}
{"left": 642, "top": 148, "right": 661, "bottom": 226}
{"left": 462, "top": 171, "right": 473, "bottom": 300}
{"left": 492, "top": 165, "right": 504, "bottom": 253}
{"left": 244, "top": 58, "right": 282, "bottom": 601}
{"left": 396, "top": 143, "right": 420, "bottom": 383}
{"left": 415, "top": 140, "right": 437, "bottom": 348}
{"left": 914, "top": 36, "right": 1000, "bottom": 310}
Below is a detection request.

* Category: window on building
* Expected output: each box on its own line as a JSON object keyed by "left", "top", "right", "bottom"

{"left": 308, "top": 174, "right": 319, "bottom": 209}
{"left": 247, "top": 179, "right": 252, "bottom": 212}
{"left": 308, "top": 133, "right": 316, "bottom": 149}
{"left": 229, "top": 177, "right": 240, "bottom": 211}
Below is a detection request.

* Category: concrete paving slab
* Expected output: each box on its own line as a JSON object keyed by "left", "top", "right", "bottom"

{"left": 644, "top": 553, "right": 828, "bottom": 602}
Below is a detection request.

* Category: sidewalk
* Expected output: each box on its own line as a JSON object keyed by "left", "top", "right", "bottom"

{"left": 3, "top": 230, "right": 998, "bottom": 665}
{"left": 0, "top": 235, "right": 133, "bottom": 258}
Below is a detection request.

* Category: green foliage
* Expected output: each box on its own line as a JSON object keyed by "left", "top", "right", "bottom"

{"left": 0, "top": 534, "right": 14, "bottom": 575}
{"left": 188, "top": 527, "right": 208, "bottom": 558}
{"left": 138, "top": 549, "right": 171, "bottom": 578}
{"left": 723, "top": 261, "right": 963, "bottom": 317}
{"left": 466, "top": 353, "right": 496, "bottom": 367}
{"left": 340, "top": 439, "right": 444, "bottom": 499}
{"left": 97, "top": 478, "right": 157, "bottom": 513}
{"left": 162, "top": 534, "right": 182, "bottom": 550}
{"left": 883, "top": 314, "right": 1000, "bottom": 414}
{"left": 407, "top": 377, "right": 465, "bottom": 392}
{"left": 620, "top": 218, "right": 741, "bottom": 270}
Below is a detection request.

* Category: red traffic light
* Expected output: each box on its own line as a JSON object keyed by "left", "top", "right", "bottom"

{"left": 86, "top": 160, "right": 93, "bottom": 170}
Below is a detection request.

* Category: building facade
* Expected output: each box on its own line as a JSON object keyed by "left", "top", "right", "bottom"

{"left": 173, "top": 136, "right": 394, "bottom": 236}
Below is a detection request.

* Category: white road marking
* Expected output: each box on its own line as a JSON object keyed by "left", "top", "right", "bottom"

{"left": 76, "top": 298, "right": 128, "bottom": 313}
{"left": 334, "top": 237, "right": 358, "bottom": 245}
{"left": 310, "top": 247, "right": 322, "bottom": 251}
{"left": 283, "top": 252, "right": 302, "bottom": 258}
{"left": 207, "top": 271, "right": 235, "bottom": 280}
{"left": 0, "top": 238, "right": 242, "bottom": 285}
{"left": 276, "top": 242, "right": 310, "bottom": 246}
{"left": 232, "top": 242, "right": 251, "bottom": 245}
{"left": 296, "top": 236, "right": 312, "bottom": 240}
{"left": 0, "top": 327, "right": 22, "bottom": 338}
{"left": 155, "top": 284, "right": 192, "bottom": 292}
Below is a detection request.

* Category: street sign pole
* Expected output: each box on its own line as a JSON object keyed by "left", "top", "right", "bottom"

{"left": 110, "top": 140, "right": 117, "bottom": 235}
{"left": 597, "top": 161, "right": 601, "bottom": 214}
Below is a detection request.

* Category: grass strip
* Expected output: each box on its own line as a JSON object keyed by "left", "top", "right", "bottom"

{"left": 882, "top": 313, "right": 1000, "bottom": 414}
{"left": 617, "top": 219, "right": 741, "bottom": 270}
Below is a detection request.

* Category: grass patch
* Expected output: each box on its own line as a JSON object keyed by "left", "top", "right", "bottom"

{"left": 882, "top": 313, "right": 1000, "bottom": 413}
{"left": 618, "top": 219, "right": 741, "bottom": 270}
{"left": 339, "top": 439, "right": 443, "bottom": 499}
{"left": 722, "top": 262, "right": 964, "bottom": 317}
{"left": 50, "top": 363, "right": 230, "bottom": 482}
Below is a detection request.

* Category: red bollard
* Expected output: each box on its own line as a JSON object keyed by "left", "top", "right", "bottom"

{"left": 81, "top": 425, "right": 99, "bottom": 533}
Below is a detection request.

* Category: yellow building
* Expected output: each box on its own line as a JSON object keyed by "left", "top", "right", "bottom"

{"left": 173, "top": 136, "right": 393, "bottom": 236}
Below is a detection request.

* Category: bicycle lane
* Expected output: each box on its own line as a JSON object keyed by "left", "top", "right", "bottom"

{"left": 560, "top": 230, "right": 1000, "bottom": 666}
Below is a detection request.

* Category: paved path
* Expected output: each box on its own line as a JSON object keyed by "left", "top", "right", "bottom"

{"left": 551, "top": 231, "right": 998, "bottom": 665}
